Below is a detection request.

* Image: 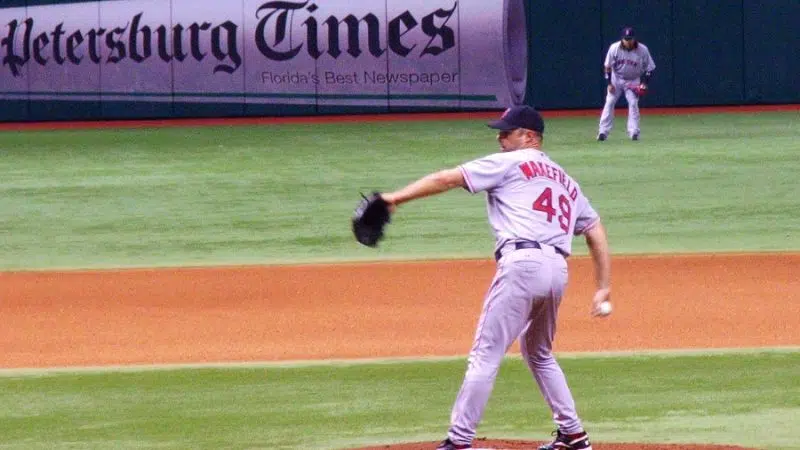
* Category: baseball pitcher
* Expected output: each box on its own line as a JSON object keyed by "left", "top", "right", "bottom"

{"left": 373, "top": 106, "right": 612, "bottom": 450}
{"left": 597, "top": 26, "right": 656, "bottom": 141}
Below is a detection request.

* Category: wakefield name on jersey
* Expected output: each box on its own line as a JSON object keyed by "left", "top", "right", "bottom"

{"left": 518, "top": 159, "right": 579, "bottom": 201}
{"left": 459, "top": 148, "right": 599, "bottom": 255}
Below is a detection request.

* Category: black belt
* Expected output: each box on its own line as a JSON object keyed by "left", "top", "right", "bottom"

{"left": 494, "top": 241, "right": 568, "bottom": 262}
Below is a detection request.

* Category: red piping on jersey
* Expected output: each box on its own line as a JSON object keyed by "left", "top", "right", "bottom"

{"left": 459, "top": 165, "right": 476, "bottom": 193}
{"left": 577, "top": 217, "right": 601, "bottom": 235}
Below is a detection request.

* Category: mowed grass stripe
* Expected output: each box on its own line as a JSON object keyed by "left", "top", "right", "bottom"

{"left": 2, "top": 250, "right": 798, "bottom": 274}
{"left": 0, "top": 351, "right": 797, "bottom": 449}
{"left": 1, "top": 346, "right": 797, "bottom": 377}
{"left": 1, "top": 112, "right": 798, "bottom": 270}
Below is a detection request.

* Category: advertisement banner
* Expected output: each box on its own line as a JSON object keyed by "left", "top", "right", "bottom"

{"left": 243, "top": 0, "right": 320, "bottom": 107}
{"left": 172, "top": 0, "right": 245, "bottom": 104}
{"left": 0, "top": 0, "right": 527, "bottom": 114}
{"left": 0, "top": 5, "right": 30, "bottom": 99}
{"left": 26, "top": 2, "right": 100, "bottom": 103}
{"left": 0, "top": 5, "right": 28, "bottom": 120}
{"left": 99, "top": 0, "right": 171, "bottom": 104}
{"left": 309, "top": 0, "right": 391, "bottom": 109}
{"left": 386, "top": 0, "right": 460, "bottom": 109}
{"left": 460, "top": 0, "right": 527, "bottom": 108}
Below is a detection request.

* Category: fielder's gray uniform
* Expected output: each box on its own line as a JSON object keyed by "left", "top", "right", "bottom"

{"left": 599, "top": 41, "right": 656, "bottom": 138}
{"left": 446, "top": 148, "right": 600, "bottom": 444}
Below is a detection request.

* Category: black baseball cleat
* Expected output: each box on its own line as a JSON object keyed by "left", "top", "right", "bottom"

{"left": 596, "top": 133, "right": 607, "bottom": 141}
{"left": 436, "top": 438, "right": 471, "bottom": 449}
{"left": 631, "top": 133, "right": 639, "bottom": 141}
{"left": 538, "top": 429, "right": 593, "bottom": 450}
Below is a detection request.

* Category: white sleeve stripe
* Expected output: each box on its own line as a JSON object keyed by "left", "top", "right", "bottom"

{"left": 459, "top": 165, "right": 476, "bottom": 193}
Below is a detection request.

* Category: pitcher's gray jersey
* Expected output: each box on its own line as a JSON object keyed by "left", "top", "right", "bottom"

{"left": 459, "top": 148, "right": 599, "bottom": 255}
{"left": 605, "top": 41, "right": 656, "bottom": 82}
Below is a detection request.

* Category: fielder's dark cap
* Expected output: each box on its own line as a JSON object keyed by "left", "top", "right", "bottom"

{"left": 488, "top": 105, "right": 545, "bottom": 133}
{"left": 621, "top": 27, "right": 636, "bottom": 39}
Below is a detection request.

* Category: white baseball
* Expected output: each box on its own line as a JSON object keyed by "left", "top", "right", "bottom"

{"left": 597, "top": 301, "right": 612, "bottom": 316}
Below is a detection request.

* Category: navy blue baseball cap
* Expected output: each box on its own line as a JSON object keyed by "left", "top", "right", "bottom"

{"left": 621, "top": 27, "right": 636, "bottom": 39}
{"left": 488, "top": 105, "right": 545, "bottom": 133}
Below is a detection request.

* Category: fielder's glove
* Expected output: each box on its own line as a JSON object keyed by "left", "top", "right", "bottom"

{"left": 632, "top": 84, "right": 648, "bottom": 97}
{"left": 352, "top": 192, "right": 392, "bottom": 247}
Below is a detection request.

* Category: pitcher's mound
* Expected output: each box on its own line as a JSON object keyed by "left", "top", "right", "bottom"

{"left": 351, "top": 438, "right": 757, "bottom": 450}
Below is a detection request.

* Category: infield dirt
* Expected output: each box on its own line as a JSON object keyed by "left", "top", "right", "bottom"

{"left": 2, "top": 253, "right": 796, "bottom": 367}
{"left": 2, "top": 253, "right": 797, "bottom": 449}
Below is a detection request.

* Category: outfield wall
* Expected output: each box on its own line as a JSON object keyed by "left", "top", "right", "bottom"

{"left": 528, "top": 0, "right": 800, "bottom": 109}
{"left": 1, "top": 0, "right": 798, "bottom": 122}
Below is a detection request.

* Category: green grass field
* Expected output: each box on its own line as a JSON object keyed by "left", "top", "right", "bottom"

{"left": 1, "top": 351, "right": 798, "bottom": 449}
{"left": 1, "top": 111, "right": 798, "bottom": 449}
{"left": 1, "top": 111, "right": 798, "bottom": 270}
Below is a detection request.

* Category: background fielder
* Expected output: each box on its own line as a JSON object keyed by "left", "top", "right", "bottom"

{"left": 377, "top": 106, "right": 612, "bottom": 450}
{"left": 598, "top": 26, "right": 656, "bottom": 141}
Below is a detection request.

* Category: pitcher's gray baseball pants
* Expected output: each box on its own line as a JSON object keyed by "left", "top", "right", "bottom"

{"left": 447, "top": 244, "right": 585, "bottom": 445}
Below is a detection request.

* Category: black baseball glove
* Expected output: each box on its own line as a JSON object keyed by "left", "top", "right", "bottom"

{"left": 352, "top": 192, "right": 392, "bottom": 247}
